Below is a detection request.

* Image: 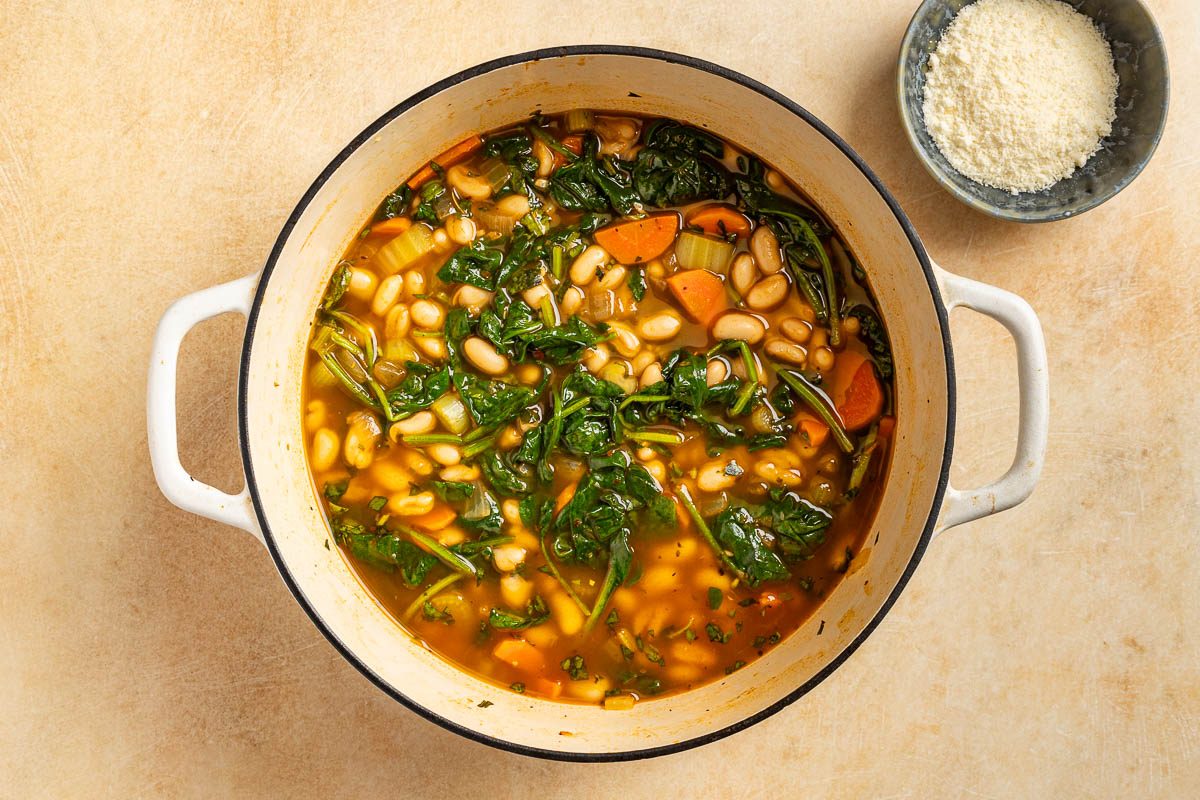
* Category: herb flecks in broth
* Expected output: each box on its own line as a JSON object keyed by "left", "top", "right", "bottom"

{"left": 303, "top": 111, "right": 895, "bottom": 708}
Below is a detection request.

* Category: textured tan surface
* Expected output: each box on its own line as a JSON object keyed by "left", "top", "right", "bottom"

{"left": 1, "top": 1, "right": 1197, "bottom": 796}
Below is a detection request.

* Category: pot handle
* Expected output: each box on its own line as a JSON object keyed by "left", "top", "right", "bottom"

{"left": 933, "top": 264, "right": 1049, "bottom": 534}
{"left": 147, "top": 273, "right": 263, "bottom": 543}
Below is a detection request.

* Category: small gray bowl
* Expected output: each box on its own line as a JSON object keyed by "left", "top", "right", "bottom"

{"left": 898, "top": 0, "right": 1169, "bottom": 222}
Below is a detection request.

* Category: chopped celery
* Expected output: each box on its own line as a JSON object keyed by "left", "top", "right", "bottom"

{"left": 374, "top": 223, "right": 434, "bottom": 274}
{"left": 565, "top": 109, "right": 595, "bottom": 133}
{"left": 432, "top": 393, "right": 470, "bottom": 434}
{"left": 675, "top": 230, "right": 735, "bottom": 273}
{"left": 479, "top": 158, "right": 511, "bottom": 194}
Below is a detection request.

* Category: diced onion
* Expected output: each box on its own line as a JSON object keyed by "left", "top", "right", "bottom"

{"left": 565, "top": 109, "right": 595, "bottom": 133}
{"left": 675, "top": 231, "right": 735, "bottom": 273}
{"left": 383, "top": 338, "right": 416, "bottom": 363}
{"left": 309, "top": 360, "right": 338, "bottom": 389}
{"left": 598, "top": 362, "right": 636, "bottom": 394}
{"left": 475, "top": 202, "right": 517, "bottom": 236}
{"left": 462, "top": 481, "right": 492, "bottom": 520}
{"left": 374, "top": 223, "right": 434, "bottom": 275}
{"left": 432, "top": 393, "right": 470, "bottom": 435}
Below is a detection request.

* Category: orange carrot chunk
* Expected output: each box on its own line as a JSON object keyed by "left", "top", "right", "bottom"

{"left": 492, "top": 639, "right": 546, "bottom": 674}
{"left": 684, "top": 204, "right": 752, "bottom": 239}
{"left": 666, "top": 269, "right": 728, "bottom": 325}
{"left": 797, "top": 416, "right": 830, "bottom": 448}
{"left": 407, "top": 134, "right": 484, "bottom": 189}
{"left": 593, "top": 212, "right": 681, "bottom": 265}
{"left": 408, "top": 504, "right": 457, "bottom": 532}
{"left": 368, "top": 217, "right": 412, "bottom": 237}
{"left": 533, "top": 678, "right": 564, "bottom": 699}
{"left": 835, "top": 356, "right": 884, "bottom": 432}
{"left": 554, "top": 482, "right": 578, "bottom": 513}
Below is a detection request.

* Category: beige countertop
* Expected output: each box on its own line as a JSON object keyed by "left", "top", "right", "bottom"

{"left": 2, "top": 1, "right": 1197, "bottom": 796}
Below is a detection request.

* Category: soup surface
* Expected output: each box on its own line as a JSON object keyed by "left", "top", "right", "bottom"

{"left": 303, "top": 111, "right": 895, "bottom": 708}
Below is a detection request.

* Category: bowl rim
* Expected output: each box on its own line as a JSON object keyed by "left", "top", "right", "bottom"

{"left": 896, "top": 0, "right": 1171, "bottom": 223}
{"left": 237, "top": 44, "right": 955, "bottom": 762}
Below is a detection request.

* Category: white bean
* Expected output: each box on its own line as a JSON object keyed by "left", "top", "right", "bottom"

{"left": 631, "top": 350, "right": 655, "bottom": 375}
{"left": 454, "top": 285, "right": 494, "bottom": 313}
{"left": 780, "top": 317, "right": 813, "bottom": 344}
{"left": 706, "top": 359, "right": 729, "bottom": 387}
{"left": 582, "top": 345, "right": 610, "bottom": 373}
{"left": 812, "top": 346, "right": 835, "bottom": 371}
{"left": 372, "top": 274, "right": 404, "bottom": 316}
{"left": 492, "top": 544, "right": 527, "bottom": 573}
{"left": 348, "top": 267, "right": 377, "bottom": 301}
{"left": 638, "top": 311, "right": 682, "bottom": 342}
{"left": 765, "top": 338, "right": 808, "bottom": 366}
{"left": 639, "top": 362, "right": 663, "bottom": 388}
{"left": 496, "top": 193, "right": 530, "bottom": 218}
{"left": 404, "top": 269, "right": 426, "bottom": 297}
{"left": 745, "top": 273, "right": 789, "bottom": 311}
{"left": 711, "top": 311, "right": 766, "bottom": 344}
{"left": 697, "top": 460, "right": 738, "bottom": 492}
{"left": 391, "top": 411, "right": 437, "bottom": 436}
{"left": 501, "top": 574, "right": 534, "bottom": 609}
{"left": 463, "top": 336, "right": 509, "bottom": 375}
{"left": 560, "top": 286, "right": 584, "bottom": 316}
{"left": 445, "top": 215, "right": 477, "bottom": 245}
{"left": 533, "top": 138, "right": 554, "bottom": 179}
{"left": 311, "top": 428, "right": 339, "bottom": 472}
{"left": 598, "top": 265, "right": 627, "bottom": 291}
{"left": 385, "top": 304, "right": 410, "bottom": 341}
{"left": 522, "top": 282, "right": 552, "bottom": 308}
{"left": 410, "top": 299, "right": 445, "bottom": 330}
{"left": 440, "top": 464, "right": 480, "bottom": 482}
{"left": 387, "top": 491, "right": 435, "bottom": 516}
{"left": 570, "top": 245, "right": 609, "bottom": 286}
{"left": 607, "top": 323, "right": 641, "bottom": 358}
{"left": 428, "top": 443, "right": 461, "bottom": 466}
{"left": 445, "top": 163, "right": 492, "bottom": 200}
{"left": 750, "top": 225, "right": 785, "bottom": 274}
{"left": 414, "top": 335, "right": 447, "bottom": 360}
{"left": 730, "top": 252, "right": 759, "bottom": 296}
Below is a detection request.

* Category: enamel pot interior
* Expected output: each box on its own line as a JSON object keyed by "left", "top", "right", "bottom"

{"left": 240, "top": 47, "right": 952, "bottom": 760}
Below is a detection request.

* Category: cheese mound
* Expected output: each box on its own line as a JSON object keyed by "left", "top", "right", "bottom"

{"left": 922, "top": 0, "right": 1118, "bottom": 194}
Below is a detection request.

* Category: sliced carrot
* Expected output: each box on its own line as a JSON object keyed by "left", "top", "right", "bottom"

{"left": 666, "top": 269, "right": 729, "bottom": 326}
{"left": 797, "top": 415, "right": 830, "bottom": 448}
{"left": 492, "top": 638, "right": 546, "bottom": 674}
{"left": 593, "top": 212, "right": 681, "bottom": 265}
{"left": 533, "top": 678, "right": 563, "bottom": 699}
{"left": 758, "top": 591, "right": 783, "bottom": 610}
{"left": 406, "top": 134, "right": 484, "bottom": 189}
{"left": 684, "top": 204, "right": 752, "bottom": 239}
{"left": 554, "top": 482, "right": 577, "bottom": 513}
{"left": 367, "top": 217, "right": 412, "bottom": 237}
{"left": 550, "top": 134, "right": 585, "bottom": 169}
{"left": 832, "top": 352, "right": 884, "bottom": 432}
{"left": 408, "top": 504, "right": 457, "bottom": 532}
{"left": 877, "top": 415, "right": 896, "bottom": 440}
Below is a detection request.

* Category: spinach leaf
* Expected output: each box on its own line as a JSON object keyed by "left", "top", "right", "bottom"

{"left": 582, "top": 531, "right": 632, "bottom": 633}
{"left": 711, "top": 506, "right": 790, "bottom": 585}
{"left": 847, "top": 304, "right": 894, "bottom": 380}
{"left": 437, "top": 239, "right": 505, "bottom": 290}
{"left": 321, "top": 263, "right": 351, "bottom": 311}
{"left": 482, "top": 131, "right": 537, "bottom": 193}
{"left": 453, "top": 372, "right": 536, "bottom": 428}
{"left": 627, "top": 265, "right": 647, "bottom": 302}
{"left": 376, "top": 184, "right": 412, "bottom": 221}
{"left": 549, "top": 135, "right": 639, "bottom": 215}
{"left": 631, "top": 120, "right": 731, "bottom": 207}
{"left": 455, "top": 488, "right": 503, "bottom": 536}
{"left": 480, "top": 450, "right": 533, "bottom": 497}
{"left": 431, "top": 480, "right": 474, "bottom": 503}
{"left": 488, "top": 596, "right": 549, "bottom": 630}
{"left": 341, "top": 531, "right": 438, "bottom": 586}
{"left": 386, "top": 362, "right": 451, "bottom": 416}
{"left": 760, "top": 490, "right": 832, "bottom": 561}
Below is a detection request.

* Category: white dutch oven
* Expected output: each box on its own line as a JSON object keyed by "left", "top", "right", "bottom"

{"left": 148, "top": 47, "right": 1048, "bottom": 761}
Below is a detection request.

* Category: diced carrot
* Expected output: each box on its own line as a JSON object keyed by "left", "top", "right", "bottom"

{"left": 367, "top": 217, "right": 412, "bottom": 237}
{"left": 492, "top": 638, "right": 546, "bottom": 674}
{"left": 797, "top": 415, "right": 829, "bottom": 448}
{"left": 832, "top": 352, "right": 884, "bottom": 432}
{"left": 554, "top": 482, "right": 577, "bottom": 513}
{"left": 758, "top": 591, "right": 783, "bottom": 610}
{"left": 408, "top": 504, "right": 457, "bottom": 532}
{"left": 877, "top": 415, "right": 896, "bottom": 440}
{"left": 593, "top": 212, "right": 681, "bottom": 265}
{"left": 666, "top": 269, "right": 729, "bottom": 325}
{"left": 533, "top": 678, "right": 563, "bottom": 699}
{"left": 550, "top": 134, "right": 585, "bottom": 169}
{"left": 406, "top": 134, "right": 484, "bottom": 189}
{"left": 684, "top": 204, "right": 752, "bottom": 239}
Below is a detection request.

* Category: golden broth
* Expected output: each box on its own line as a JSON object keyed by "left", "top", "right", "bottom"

{"left": 302, "top": 111, "right": 893, "bottom": 707}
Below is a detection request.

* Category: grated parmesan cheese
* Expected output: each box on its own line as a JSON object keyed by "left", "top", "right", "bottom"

{"left": 922, "top": 0, "right": 1118, "bottom": 194}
